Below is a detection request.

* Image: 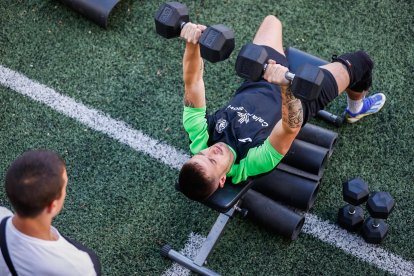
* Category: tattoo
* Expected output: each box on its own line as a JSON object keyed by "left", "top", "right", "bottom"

{"left": 282, "top": 85, "right": 303, "bottom": 128}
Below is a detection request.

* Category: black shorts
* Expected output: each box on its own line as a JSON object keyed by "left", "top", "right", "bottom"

{"left": 237, "top": 45, "right": 338, "bottom": 124}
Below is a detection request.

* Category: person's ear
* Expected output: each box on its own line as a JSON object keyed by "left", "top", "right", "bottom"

{"left": 218, "top": 175, "right": 226, "bottom": 188}
{"left": 46, "top": 200, "right": 58, "bottom": 215}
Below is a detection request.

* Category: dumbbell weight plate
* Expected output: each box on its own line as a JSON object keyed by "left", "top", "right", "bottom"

{"left": 235, "top": 43, "right": 268, "bottom": 81}
{"left": 199, "top": 24, "right": 235, "bottom": 63}
{"left": 361, "top": 217, "right": 389, "bottom": 244}
{"left": 155, "top": 2, "right": 189, "bottom": 39}
{"left": 291, "top": 64, "right": 324, "bottom": 101}
{"left": 337, "top": 205, "right": 365, "bottom": 232}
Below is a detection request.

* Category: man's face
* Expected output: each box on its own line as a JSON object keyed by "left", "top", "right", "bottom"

{"left": 190, "top": 142, "right": 234, "bottom": 187}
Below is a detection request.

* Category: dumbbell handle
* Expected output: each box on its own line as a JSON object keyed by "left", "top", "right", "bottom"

{"left": 263, "top": 63, "right": 296, "bottom": 84}
{"left": 285, "top": 71, "right": 296, "bottom": 81}
{"left": 174, "top": 16, "right": 214, "bottom": 34}
{"left": 177, "top": 21, "right": 216, "bottom": 45}
{"left": 179, "top": 21, "right": 187, "bottom": 30}
{"left": 371, "top": 218, "right": 382, "bottom": 228}
{"left": 348, "top": 205, "right": 357, "bottom": 215}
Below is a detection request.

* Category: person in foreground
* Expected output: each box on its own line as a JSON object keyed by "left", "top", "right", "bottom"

{"left": 178, "top": 15, "right": 386, "bottom": 201}
{"left": 0, "top": 150, "right": 101, "bottom": 276}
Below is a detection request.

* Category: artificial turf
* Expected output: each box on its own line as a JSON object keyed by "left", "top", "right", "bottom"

{"left": 0, "top": 0, "right": 413, "bottom": 275}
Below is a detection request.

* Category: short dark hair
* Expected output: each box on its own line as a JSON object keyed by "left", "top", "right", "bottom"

{"left": 5, "top": 150, "right": 66, "bottom": 218}
{"left": 178, "top": 161, "right": 217, "bottom": 202}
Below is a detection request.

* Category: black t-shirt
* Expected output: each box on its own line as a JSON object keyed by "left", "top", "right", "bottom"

{"left": 206, "top": 80, "right": 282, "bottom": 163}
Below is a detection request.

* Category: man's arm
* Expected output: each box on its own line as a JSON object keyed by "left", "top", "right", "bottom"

{"left": 180, "top": 23, "right": 210, "bottom": 154}
{"left": 181, "top": 23, "right": 206, "bottom": 108}
{"left": 263, "top": 60, "right": 303, "bottom": 155}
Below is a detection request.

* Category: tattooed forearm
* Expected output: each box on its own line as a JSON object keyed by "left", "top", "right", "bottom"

{"left": 282, "top": 85, "right": 303, "bottom": 129}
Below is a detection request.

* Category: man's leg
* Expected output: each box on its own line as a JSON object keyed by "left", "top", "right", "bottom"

{"left": 253, "top": 15, "right": 285, "bottom": 56}
{"left": 253, "top": 16, "right": 385, "bottom": 123}
{"left": 319, "top": 62, "right": 350, "bottom": 93}
{"left": 318, "top": 53, "right": 385, "bottom": 123}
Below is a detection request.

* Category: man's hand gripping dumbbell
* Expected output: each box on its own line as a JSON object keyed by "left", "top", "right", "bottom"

{"left": 235, "top": 43, "right": 324, "bottom": 101}
{"left": 155, "top": 2, "right": 235, "bottom": 63}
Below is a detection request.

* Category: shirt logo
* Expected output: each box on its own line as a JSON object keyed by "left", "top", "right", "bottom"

{"left": 227, "top": 105, "right": 269, "bottom": 127}
{"left": 237, "top": 111, "right": 250, "bottom": 124}
{"left": 215, "top": 118, "right": 228, "bottom": 133}
{"left": 238, "top": 137, "right": 252, "bottom": 143}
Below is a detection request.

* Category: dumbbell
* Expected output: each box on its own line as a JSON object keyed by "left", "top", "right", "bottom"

{"left": 235, "top": 43, "right": 324, "bottom": 101}
{"left": 154, "top": 2, "right": 235, "bottom": 63}
{"left": 361, "top": 191, "right": 395, "bottom": 244}
{"left": 337, "top": 178, "right": 369, "bottom": 232}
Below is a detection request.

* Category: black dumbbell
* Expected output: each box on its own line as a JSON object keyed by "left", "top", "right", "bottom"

{"left": 361, "top": 191, "right": 395, "bottom": 244}
{"left": 337, "top": 178, "right": 369, "bottom": 232}
{"left": 154, "top": 2, "right": 235, "bottom": 63}
{"left": 235, "top": 43, "right": 324, "bottom": 101}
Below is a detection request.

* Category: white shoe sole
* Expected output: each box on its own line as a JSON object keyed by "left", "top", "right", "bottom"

{"left": 346, "top": 93, "right": 386, "bottom": 123}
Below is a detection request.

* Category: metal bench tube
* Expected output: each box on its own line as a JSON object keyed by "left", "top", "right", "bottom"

{"left": 160, "top": 207, "right": 237, "bottom": 276}
{"left": 193, "top": 208, "right": 235, "bottom": 266}
{"left": 161, "top": 245, "right": 220, "bottom": 276}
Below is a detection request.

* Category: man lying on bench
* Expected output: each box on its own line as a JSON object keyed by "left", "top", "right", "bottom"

{"left": 178, "top": 15, "right": 386, "bottom": 202}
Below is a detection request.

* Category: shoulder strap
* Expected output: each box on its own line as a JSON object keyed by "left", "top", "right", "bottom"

{"left": 0, "top": 216, "right": 18, "bottom": 276}
{"left": 62, "top": 234, "right": 101, "bottom": 276}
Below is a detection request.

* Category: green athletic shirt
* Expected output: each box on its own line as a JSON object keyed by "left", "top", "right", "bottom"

{"left": 183, "top": 105, "right": 284, "bottom": 184}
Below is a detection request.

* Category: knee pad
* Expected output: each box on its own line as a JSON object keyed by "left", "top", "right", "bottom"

{"left": 332, "top": 51, "right": 374, "bottom": 92}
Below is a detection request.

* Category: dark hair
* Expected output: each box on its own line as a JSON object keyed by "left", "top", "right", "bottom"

{"left": 178, "top": 161, "right": 217, "bottom": 202}
{"left": 5, "top": 150, "right": 66, "bottom": 218}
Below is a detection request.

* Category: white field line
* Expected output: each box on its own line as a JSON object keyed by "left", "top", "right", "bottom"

{"left": 0, "top": 65, "right": 189, "bottom": 171}
{"left": 0, "top": 65, "right": 412, "bottom": 276}
{"left": 303, "top": 213, "right": 414, "bottom": 275}
{"left": 163, "top": 233, "right": 206, "bottom": 276}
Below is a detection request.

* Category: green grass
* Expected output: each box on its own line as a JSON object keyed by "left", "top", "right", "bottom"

{"left": 0, "top": 86, "right": 389, "bottom": 275}
{"left": 0, "top": 0, "right": 413, "bottom": 275}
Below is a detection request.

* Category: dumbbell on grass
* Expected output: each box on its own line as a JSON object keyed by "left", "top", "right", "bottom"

{"left": 337, "top": 178, "right": 369, "bottom": 232}
{"left": 235, "top": 43, "right": 324, "bottom": 101}
{"left": 154, "top": 2, "right": 235, "bottom": 63}
{"left": 361, "top": 192, "right": 395, "bottom": 244}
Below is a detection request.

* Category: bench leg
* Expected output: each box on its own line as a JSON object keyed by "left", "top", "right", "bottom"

{"left": 161, "top": 207, "right": 237, "bottom": 276}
